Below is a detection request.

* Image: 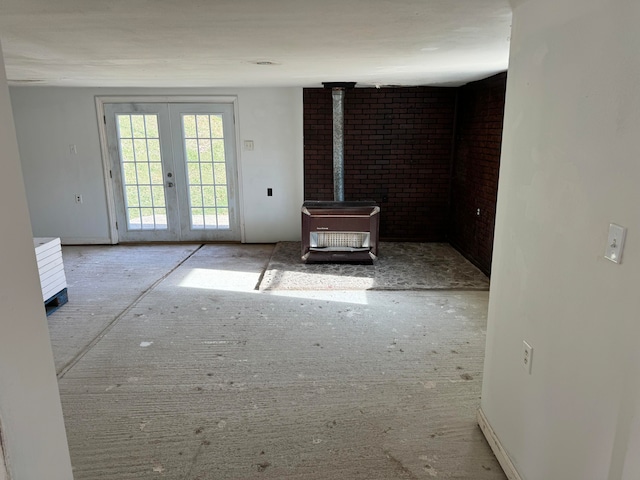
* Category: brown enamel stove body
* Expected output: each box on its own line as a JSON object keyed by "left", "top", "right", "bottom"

{"left": 301, "top": 201, "right": 380, "bottom": 264}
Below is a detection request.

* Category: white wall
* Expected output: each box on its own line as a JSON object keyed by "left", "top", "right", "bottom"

{"left": 0, "top": 42, "right": 74, "bottom": 479}
{"left": 10, "top": 87, "right": 304, "bottom": 244}
{"left": 481, "top": 0, "right": 640, "bottom": 479}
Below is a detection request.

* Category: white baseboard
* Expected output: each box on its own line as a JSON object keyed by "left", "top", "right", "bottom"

{"left": 60, "top": 237, "right": 113, "bottom": 245}
{"left": 477, "top": 408, "right": 523, "bottom": 480}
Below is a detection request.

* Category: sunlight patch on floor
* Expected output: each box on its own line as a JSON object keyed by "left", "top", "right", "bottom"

{"left": 263, "top": 288, "right": 370, "bottom": 305}
{"left": 178, "top": 267, "right": 261, "bottom": 292}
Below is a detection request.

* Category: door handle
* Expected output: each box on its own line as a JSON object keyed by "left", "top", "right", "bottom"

{"left": 167, "top": 182, "right": 174, "bottom": 188}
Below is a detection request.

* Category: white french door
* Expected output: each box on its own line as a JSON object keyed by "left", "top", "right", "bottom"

{"left": 104, "top": 102, "right": 240, "bottom": 242}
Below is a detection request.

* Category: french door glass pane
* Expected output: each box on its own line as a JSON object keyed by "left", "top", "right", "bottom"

{"left": 182, "top": 114, "right": 230, "bottom": 230}
{"left": 116, "top": 114, "right": 167, "bottom": 230}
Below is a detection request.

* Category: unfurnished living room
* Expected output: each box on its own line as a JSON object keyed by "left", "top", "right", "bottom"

{"left": 0, "top": 1, "right": 638, "bottom": 480}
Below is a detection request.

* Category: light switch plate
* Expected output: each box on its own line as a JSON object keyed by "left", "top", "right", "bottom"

{"left": 243, "top": 140, "right": 254, "bottom": 151}
{"left": 523, "top": 340, "right": 533, "bottom": 374}
{"left": 605, "top": 223, "right": 626, "bottom": 264}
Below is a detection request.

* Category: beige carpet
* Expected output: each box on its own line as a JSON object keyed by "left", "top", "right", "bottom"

{"left": 259, "top": 242, "right": 490, "bottom": 291}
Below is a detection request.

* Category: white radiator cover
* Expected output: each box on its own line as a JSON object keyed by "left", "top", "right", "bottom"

{"left": 33, "top": 237, "right": 67, "bottom": 301}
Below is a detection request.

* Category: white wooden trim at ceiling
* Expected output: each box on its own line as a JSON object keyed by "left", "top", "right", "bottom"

{"left": 477, "top": 408, "right": 523, "bottom": 480}
{"left": 95, "top": 95, "right": 245, "bottom": 244}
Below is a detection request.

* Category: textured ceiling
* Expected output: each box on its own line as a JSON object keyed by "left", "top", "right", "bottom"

{"left": 0, "top": 0, "right": 512, "bottom": 87}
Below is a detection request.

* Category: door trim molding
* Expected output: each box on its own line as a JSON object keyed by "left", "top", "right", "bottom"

{"left": 0, "top": 421, "right": 9, "bottom": 480}
{"left": 96, "top": 95, "right": 244, "bottom": 243}
{"left": 95, "top": 97, "right": 119, "bottom": 244}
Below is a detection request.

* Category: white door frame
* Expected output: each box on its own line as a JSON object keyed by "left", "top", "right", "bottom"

{"left": 96, "top": 95, "right": 245, "bottom": 244}
{"left": 0, "top": 425, "right": 7, "bottom": 480}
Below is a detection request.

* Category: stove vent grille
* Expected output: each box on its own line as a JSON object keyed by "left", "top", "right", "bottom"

{"left": 311, "top": 232, "right": 370, "bottom": 249}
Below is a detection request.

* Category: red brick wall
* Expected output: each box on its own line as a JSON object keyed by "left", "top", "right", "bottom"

{"left": 303, "top": 87, "right": 457, "bottom": 241}
{"left": 449, "top": 72, "right": 507, "bottom": 275}
{"left": 303, "top": 76, "right": 506, "bottom": 272}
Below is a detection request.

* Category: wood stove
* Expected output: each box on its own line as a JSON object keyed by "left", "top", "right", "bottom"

{"left": 301, "top": 201, "right": 380, "bottom": 263}
{"left": 301, "top": 82, "right": 380, "bottom": 264}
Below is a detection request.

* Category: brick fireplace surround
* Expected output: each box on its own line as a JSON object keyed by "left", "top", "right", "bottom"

{"left": 303, "top": 72, "right": 506, "bottom": 275}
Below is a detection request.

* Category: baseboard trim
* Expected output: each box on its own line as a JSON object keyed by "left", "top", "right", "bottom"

{"left": 60, "top": 237, "right": 113, "bottom": 245}
{"left": 477, "top": 408, "right": 523, "bottom": 480}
